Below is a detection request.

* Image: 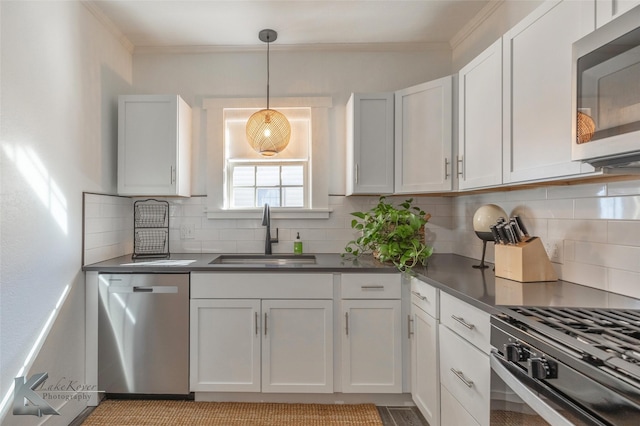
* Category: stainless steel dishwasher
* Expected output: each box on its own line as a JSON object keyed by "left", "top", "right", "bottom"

{"left": 98, "top": 273, "right": 189, "bottom": 395}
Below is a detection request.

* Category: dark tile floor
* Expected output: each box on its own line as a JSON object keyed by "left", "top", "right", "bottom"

{"left": 377, "top": 406, "right": 430, "bottom": 426}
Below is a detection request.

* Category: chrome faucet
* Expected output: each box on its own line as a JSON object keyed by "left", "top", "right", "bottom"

{"left": 262, "top": 203, "right": 278, "bottom": 255}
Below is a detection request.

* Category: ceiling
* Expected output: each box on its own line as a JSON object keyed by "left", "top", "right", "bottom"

{"left": 90, "top": 0, "right": 492, "bottom": 50}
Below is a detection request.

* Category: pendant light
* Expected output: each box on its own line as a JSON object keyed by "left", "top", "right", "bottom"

{"left": 246, "top": 29, "right": 291, "bottom": 156}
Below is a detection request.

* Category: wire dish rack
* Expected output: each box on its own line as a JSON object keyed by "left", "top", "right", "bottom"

{"left": 133, "top": 199, "right": 170, "bottom": 259}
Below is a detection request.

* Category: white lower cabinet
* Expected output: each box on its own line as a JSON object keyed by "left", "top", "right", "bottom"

{"left": 411, "top": 303, "right": 439, "bottom": 425}
{"left": 190, "top": 273, "right": 333, "bottom": 394}
{"left": 262, "top": 299, "right": 333, "bottom": 393}
{"left": 340, "top": 273, "right": 403, "bottom": 393}
{"left": 341, "top": 299, "right": 402, "bottom": 393}
{"left": 191, "top": 298, "right": 333, "bottom": 393}
{"left": 190, "top": 299, "right": 261, "bottom": 392}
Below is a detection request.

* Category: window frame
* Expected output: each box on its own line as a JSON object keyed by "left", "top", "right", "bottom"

{"left": 203, "top": 97, "right": 333, "bottom": 220}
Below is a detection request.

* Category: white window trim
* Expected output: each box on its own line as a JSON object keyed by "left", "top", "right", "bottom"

{"left": 203, "top": 97, "right": 333, "bottom": 219}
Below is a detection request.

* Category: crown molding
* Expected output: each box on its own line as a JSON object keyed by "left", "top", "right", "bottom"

{"left": 81, "top": 0, "right": 134, "bottom": 53}
{"left": 133, "top": 41, "right": 451, "bottom": 55}
{"left": 450, "top": 0, "right": 505, "bottom": 50}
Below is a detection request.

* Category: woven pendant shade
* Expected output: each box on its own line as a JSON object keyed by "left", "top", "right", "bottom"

{"left": 246, "top": 108, "right": 291, "bottom": 156}
{"left": 246, "top": 29, "right": 291, "bottom": 156}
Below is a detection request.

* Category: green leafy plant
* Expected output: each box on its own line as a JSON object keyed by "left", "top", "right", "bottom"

{"left": 343, "top": 196, "right": 433, "bottom": 271}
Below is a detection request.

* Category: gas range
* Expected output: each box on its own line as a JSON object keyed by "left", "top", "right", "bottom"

{"left": 491, "top": 307, "right": 640, "bottom": 425}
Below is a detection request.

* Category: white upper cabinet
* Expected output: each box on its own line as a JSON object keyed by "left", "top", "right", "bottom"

{"left": 346, "top": 93, "right": 395, "bottom": 195}
{"left": 118, "top": 94, "right": 192, "bottom": 197}
{"left": 395, "top": 76, "right": 453, "bottom": 193}
{"left": 458, "top": 38, "right": 503, "bottom": 190}
{"left": 596, "top": 0, "right": 640, "bottom": 27}
{"left": 502, "top": 0, "right": 595, "bottom": 184}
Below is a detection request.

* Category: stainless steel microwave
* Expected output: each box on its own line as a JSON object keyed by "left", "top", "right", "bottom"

{"left": 572, "top": 5, "right": 640, "bottom": 168}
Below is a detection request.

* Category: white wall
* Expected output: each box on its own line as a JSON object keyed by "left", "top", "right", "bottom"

{"left": 0, "top": 1, "right": 131, "bottom": 424}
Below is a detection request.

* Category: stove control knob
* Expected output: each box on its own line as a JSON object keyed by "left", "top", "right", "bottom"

{"left": 504, "top": 343, "right": 527, "bottom": 362}
{"left": 528, "top": 357, "right": 558, "bottom": 379}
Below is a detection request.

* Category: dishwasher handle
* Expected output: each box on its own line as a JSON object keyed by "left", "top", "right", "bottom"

{"left": 109, "top": 286, "right": 179, "bottom": 294}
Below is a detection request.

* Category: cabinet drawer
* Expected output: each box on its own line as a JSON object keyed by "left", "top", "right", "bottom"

{"left": 191, "top": 273, "right": 333, "bottom": 299}
{"left": 341, "top": 273, "right": 401, "bottom": 299}
{"left": 440, "top": 385, "right": 481, "bottom": 426}
{"left": 439, "top": 325, "right": 490, "bottom": 426}
{"left": 410, "top": 277, "right": 438, "bottom": 318}
{"left": 440, "top": 291, "right": 490, "bottom": 354}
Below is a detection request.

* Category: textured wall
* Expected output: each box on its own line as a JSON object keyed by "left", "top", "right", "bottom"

{"left": 0, "top": 2, "right": 131, "bottom": 423}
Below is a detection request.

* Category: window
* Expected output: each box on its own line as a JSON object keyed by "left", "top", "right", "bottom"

{"left": 224, "top": 107, "right": 311, "bottom": 209}
{"left": 203, "top": 97, "right": 332, "bottom": 219}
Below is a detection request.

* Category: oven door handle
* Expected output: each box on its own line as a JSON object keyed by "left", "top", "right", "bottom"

{"left": 490, "top": 351, "right": 575, "bottom": 426}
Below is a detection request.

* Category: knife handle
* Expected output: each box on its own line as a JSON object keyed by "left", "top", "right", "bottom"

{"left": 504, "top": 224, "right": 517, "bottom": 245}
{"left": 496, "top": 224, "right": 508, "bottom": 244}
{"left": 489, "top": 225, "right": 502, "bottom": 244}
{"left": 509, "top": 218, "right": 524, "bottom": 241}
{"left": 514, "top": 215, "right": 529, "bottom": 237}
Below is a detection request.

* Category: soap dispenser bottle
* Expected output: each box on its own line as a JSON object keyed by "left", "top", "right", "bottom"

{"left": 294, "top": 232, "right": 303, "bottom": 254}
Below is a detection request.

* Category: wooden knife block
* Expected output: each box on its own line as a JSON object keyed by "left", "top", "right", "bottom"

{"left": 494, "top": 237, "right": 557, "bottom": 282}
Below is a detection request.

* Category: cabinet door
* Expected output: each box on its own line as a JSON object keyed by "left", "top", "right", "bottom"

{"left": 342, "top": 299, "right": 402, "bottom": 393}
{"left": 395, "top": 76, "right": 453, "bottom": 193}
{"left": 411, "top": 305, "right": 439, "bottom": 426}
{"left": 346, "top": 93, "right": 395, "bottom": 195}
{"left": 262, "top": 299, "right": 333, "bottom": 393}
{"left": 118, "top": 94, "right": 191, "bottom": 196}
{"left": 190, "top": 299, "right": 261, "bottom": 392}
{"left": 458, "top": 38, "right": 503, "bottom": 190}
{"left": 503, "top": 0, "right": 595, "bottom": 183}
{"left": 596, "top": 0, "right": 640, "bottom": 27}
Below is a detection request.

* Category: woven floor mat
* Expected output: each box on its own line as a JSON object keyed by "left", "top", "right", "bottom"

{"left": 81, "top": 400, "right": 383, "bottom": 425}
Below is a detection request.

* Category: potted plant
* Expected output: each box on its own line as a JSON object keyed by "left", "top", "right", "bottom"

{"left": 343, "top": 196, "right": 433, "bottom": 271}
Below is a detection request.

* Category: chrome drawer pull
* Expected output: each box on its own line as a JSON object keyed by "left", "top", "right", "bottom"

{"left": 451, "top": 368, "right": 474, "bottom": 388}
{"left": 408, "top": 315, "right": 414, "bottom": 338}
{"left": 361, "top": 285, "right": 385, "bottom": 290}
{"left": 411, "top": 291, "right": 427, "bottom": 301}
{"left": 345, "top": 312, "right": 349, "bottom": 336}
{"left": 451, "top": 315, "right": 475, "bottom": 330}
{"left": 255, "top": 312, "right": 259, "bottom": 336}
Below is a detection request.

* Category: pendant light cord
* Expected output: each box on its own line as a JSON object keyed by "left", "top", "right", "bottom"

{"left": 266, "top": 35, "right": 270, "bottom": 110}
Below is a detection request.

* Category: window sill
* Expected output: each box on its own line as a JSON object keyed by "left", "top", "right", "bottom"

{"left": 205, "top": 207, "right": 332, "bottom": 220}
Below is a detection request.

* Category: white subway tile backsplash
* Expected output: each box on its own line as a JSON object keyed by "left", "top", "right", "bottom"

{"left": 560, "top": 261, "right": 608, "bottom": 291}
{"left": 607, "top": 180, "right": 640, "bottom": 197}
{"left": 526, "top": 199, "right": 574, "bottom": 219}
{"left": 575, "top": 197, "right": 616, "bottom": 220}
{"left": 607, "top": 268, "right": 640, "bottom": 298}
{"left": 608, "top": 221, "right": 640, "bottom": 247}
{"left": 548, "top": 219, "right": 607, "bottom": 243}
{"left": 547, "top": 183, "right": 606, "bottom": 199}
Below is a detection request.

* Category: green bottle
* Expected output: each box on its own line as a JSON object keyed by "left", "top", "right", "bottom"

{"left": 294, "top": 232, "right": 303, "bottom": 254}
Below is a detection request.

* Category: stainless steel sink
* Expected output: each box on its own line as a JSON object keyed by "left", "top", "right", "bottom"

{"left": 209, "top": 254, "right": 317, "bottom": 265}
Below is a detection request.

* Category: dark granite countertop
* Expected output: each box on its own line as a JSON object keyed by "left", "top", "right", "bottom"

{"left": 83, "top": 253, "right": 640, "bottom": 314}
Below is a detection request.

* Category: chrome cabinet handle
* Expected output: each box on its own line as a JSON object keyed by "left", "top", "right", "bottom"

{"left": 408, "top": 315, "right": 414, "bottom": 338}
{"left": 451, "top": 368, "right": 474, "bottom": 388}
{"left": 264, "top": 313, "right": 268, "bottom": 336}
{"left": 170, "top": 166, "right": 176, "bottom": 184}
{"left": 255, "top": 312, "right": 259, "bottom": 336}
{"left": 345, "top": 312, "right": 349, "bottom": 336}
{"left": 445, "top": 157, "right": 450, "bottom": 179}
{"left": 457, "top": 156, "right": 464, "bottom": 178}
{"left": 451, "top": 315, "right": 475, "bottom": 330}
{"left": 411, "top": 290, "right": 427, "bottom": 301}
{"left": 361, "top": 285, "right": 384, "bottom": 290}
